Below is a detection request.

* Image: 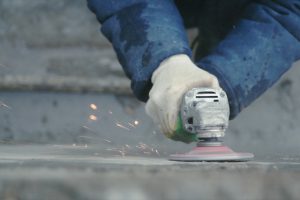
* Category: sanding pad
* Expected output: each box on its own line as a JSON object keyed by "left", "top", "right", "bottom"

{"left": 169, "top": 145, "right": 254, "bottom": 162}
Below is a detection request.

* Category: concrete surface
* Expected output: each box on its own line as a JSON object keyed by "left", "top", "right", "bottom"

{"left": 1, "top": 0, "right": 300, "bottom": 199}
{"left": 0, "top": 0, "right": 107, "bottom": 47}
{"left": 0, "top": 87, "right": 300, "bottom": 199}
{"left": 1, "top": 64, "right": 300, "bottom": 157}
{"left": 0, "top": 145, "right": 300, "bottom": 200}
{"left": 0, "top": 0, "right": 130, "bottom": 94}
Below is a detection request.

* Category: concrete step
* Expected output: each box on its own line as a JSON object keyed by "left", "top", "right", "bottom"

{"left": 0, "top": 0, "right": 107, "bottom": 48}
{"left": 0, "top": 46, "right": 131, "bottom": 94}
{"left": 0, "top": 65, "right": 300, "bottom": 158}
{"left": 0, "top": 0, "right": 132, "bottom": 94}
{"left": 0, "top": 91, "right": 195, "bottom": 156}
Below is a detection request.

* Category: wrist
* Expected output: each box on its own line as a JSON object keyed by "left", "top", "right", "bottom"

{"left": 152, "top": 54, "right": 193, "bottom": 83}
{"left": 160, "top": 54, "right": 191, "bottom": 66}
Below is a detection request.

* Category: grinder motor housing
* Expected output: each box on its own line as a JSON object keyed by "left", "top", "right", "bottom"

{"left": 180, "top": 88, "right": 230, "bottom": 141}
{"left": 169, "top": 87, "right": 254, "bottom": 162}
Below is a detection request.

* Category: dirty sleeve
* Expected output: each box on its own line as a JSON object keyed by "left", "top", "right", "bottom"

{"left": 87, "top": 0, "right": 192, "bottom": 101}
{"left": 197, "top": 0, "right": 300, "bottom": 119}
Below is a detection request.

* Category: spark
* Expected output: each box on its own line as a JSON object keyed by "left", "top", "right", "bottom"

{"left": 82, "top": 126, "right": 94, "bottom": 131}
{"left": 135, "top": 142, "right": 161, "bottom": 157}
{"left": 136, "top": 142, "right": 150, "bottom": 151}
{"left": 90, "top": 103, "right": 97, "bottom": 110}
{"left": 82, "top": 126, "right": 101, "bottom": 135}
{"left": 115, "top": 122, "right": 130, "bottom": 131}
{"left": 128, "top": 122, "right": 135, "bottom": 128}
{"left": 155, "top": 149, "right": 160, "bottom": 156}
{"left": 89, "top": 115, "right": 98, "bottom": 121}
{"left": 128, "top": 120, "right": 139, "bottom": 128}
{"left": 72, "top": 143, "right": 76, "bottom": 147}
{"left": 0, "top": 101, "right": 11, "bottom": 109}
{"left": 105, "top": 147, "right": 126, "bottom": 157}
{"left": 108, "top": 110, "right": 113, "bottom": 114}
{"left": 80, "top": 126, "right": 113, "bottom": 143}
{"left": 103, "top": 139, "right": 112, "bottom": 143}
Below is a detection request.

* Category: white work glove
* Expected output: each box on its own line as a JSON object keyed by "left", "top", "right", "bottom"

{"left": 145, "top": 54, "right": 220, "bottom": 139}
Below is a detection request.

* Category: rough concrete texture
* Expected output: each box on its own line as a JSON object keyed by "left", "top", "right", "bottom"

{"left": 0, "top": 92, "right": 193, "bottom": 155}
{"left": 0, "top": 145, "right": 300, "bottom": 200}
{"left": 0, "top": 0, "right": 130, "bottom": 94}
{"left": 0, "top": 0, "right": 107, "bottom": 47}
{"left": 0, "top": 74, "right": 300, "bottom": 199}
{"left": 1, "top": 64, "right": 300, "bottom": 157}
{"left": 1, "top": 0, "right": 300, "bottom": 199}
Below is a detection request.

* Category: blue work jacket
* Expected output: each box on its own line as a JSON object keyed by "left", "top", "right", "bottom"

{"left": 87, "top": 0, "right": 300, "bottom": 119}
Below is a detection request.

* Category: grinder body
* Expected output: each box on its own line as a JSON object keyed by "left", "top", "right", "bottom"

{"left": 173, "top": 88, "right": 229, "bottom": 143}
{"left": 170, "top": 87, "right": 254, "bottom": 161}
{"left": 180, "top": 88, "right": 229, "bottom": 140}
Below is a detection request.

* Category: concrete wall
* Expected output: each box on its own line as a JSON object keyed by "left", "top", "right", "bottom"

{"left": 0, "top": 0, "right": 130, "bottom": 94}
{"left": 0, "top": 0, "right": 108, "bottom": 47}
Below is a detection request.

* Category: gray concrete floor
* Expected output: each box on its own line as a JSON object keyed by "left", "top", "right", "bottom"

{"left": 0, "top": 145, "right": 300, "bottom": 200}
{"left": 0, "top": 91, "right": 300, "bottom": 199}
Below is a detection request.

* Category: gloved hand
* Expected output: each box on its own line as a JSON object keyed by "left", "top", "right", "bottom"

{"left": 145, "top": 54, "right": 220, "bottom": 143}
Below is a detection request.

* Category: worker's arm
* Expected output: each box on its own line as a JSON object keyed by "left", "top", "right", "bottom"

{"left": 87, "top": 0, "right": 300, "bottom": 142}
{"left": 197, "top": 0, "right": 300, "bottom": 119}
{"left": 87, "top": 0, "right": 220, "bottom": 142}
{"left": 87, "top": 0, "right": 192, "bottom": 101}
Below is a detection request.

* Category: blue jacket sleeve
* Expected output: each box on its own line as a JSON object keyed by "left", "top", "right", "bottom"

{"left": 87, "top": 0, "right": 192, "bottom": 101}
{"left": 197, "top": 0, "right": 300, "bottom": 119}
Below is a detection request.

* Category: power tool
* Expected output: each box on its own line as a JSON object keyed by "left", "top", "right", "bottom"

{"left": 169, "top": 88, "right": 254, "bottom": 162}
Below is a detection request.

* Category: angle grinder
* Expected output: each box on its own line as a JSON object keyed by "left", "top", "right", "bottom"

{"left": 169, "top": 88, "right": 254, "bottom": 162}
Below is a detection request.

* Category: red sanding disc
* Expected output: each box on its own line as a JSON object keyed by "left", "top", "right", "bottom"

{"left": 169, "top": 145, "right": 254, "bottom": 162}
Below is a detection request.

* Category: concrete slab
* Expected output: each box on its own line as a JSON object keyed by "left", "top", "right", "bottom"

{"left": 0, "top": 144, "right": 299, "bottom": 167}
{"left": 1, "top": 83, "right": 300, "bottom": 156}
{"left": 0, "top": 145, "right": 299, "bottom": 200}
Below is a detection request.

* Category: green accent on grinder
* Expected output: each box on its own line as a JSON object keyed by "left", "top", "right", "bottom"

{"left": 169, "top": 114, "right": 197, "bottom": 143}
